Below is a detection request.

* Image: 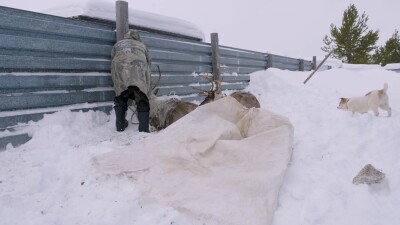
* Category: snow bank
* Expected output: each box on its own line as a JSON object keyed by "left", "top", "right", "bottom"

{"left": 43, "top": 0, "right": 205, "bottom": 41}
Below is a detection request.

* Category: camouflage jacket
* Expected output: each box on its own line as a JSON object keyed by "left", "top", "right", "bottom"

{"left": 111, "top": 30, "right": 152, "bottom": 97}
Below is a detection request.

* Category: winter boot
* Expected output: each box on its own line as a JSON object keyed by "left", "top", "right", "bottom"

{"left": 136, "top": 100, "right": 150, "bottom": 133}
{"left": 114, "top": 96, "right": 129, "bottom": 132}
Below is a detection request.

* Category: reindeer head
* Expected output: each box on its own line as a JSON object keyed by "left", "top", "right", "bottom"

{"left": 193, "top": 74, "right": 224, "bottom": 106}
{"left": 148, "top": 65, "right": 198, "bottom": 131}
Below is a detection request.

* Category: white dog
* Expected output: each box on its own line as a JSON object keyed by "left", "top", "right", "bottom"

{"left": 337, "top": 83, "right": 391, "bottom": 117}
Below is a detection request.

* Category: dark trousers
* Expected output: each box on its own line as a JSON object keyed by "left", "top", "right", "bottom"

{"left": 114, "top": 86, "right": 150, "bottom": 132}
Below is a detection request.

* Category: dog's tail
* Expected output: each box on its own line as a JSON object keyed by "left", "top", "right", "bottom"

{"left": 383, "top": 83, "right": 388, "bottom": 92}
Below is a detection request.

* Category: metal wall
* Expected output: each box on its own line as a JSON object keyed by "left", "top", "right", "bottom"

{"left": 0, "top": 6, "right": 313, "bottom": 149}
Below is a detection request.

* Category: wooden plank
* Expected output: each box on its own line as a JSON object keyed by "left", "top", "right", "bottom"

{"left": 0, "top": 56, "right": 111, "bottom": 72}
{"left": 0, "top": 12, "right": 115, "bottom": 43}
{"left": 0, "top": 90, "right": 115, "bottom": 111}
{"left": 0, "top": 74, "right": 112, "bottom": 91}
{"left": 0, "top": 34, "right": 112, "bottom": 58}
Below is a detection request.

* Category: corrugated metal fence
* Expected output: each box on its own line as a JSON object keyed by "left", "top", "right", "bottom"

{"left": 0, "top": 6, "right": 313, "bottom": 149}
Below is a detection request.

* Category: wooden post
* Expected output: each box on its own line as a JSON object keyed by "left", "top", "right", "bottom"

{"left": 267, "top": 54, "right": 273, "bottom": 68}
{"left": 312, "top": 56, "right": 317, "bottom": 70}
{"left": 299, "top": 59, "right": 305, "bottom": 71}
{"left": 116, "top": 1, "right": 129, "bottom": 42}
{"left": 211, "top": 33, "right": 221, "bottom": 82}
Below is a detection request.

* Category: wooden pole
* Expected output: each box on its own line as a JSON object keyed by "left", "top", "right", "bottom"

{"left": 211, "top": 33, "right": 221, "bottom": 83}
{"left": 116, "top": 1, "right": 129, "bottom": 42}
{"left": 303, "top": 50, "right": 333, "bottom": 84}
{"left": 299, "top": 59, "right": 305, "bottom": 71}
{"left": 267, "top": 54, "right": 273, "bottom": 68}
{"left": 312, "top": 56, "right": 317, "bottom": 70}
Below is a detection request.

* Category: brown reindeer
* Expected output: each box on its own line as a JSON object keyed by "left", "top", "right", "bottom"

{"left": 197, "top": 75, "right": 261, "bottom": 108}
{"left": 147, "top": 66, "right": 197, "bottom": 131}
{"left": 149, "top": 95, "right": 197, "bottom": 131}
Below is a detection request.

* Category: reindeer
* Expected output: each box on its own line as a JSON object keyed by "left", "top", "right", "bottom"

{"left": 148, "top": 95, "right": 197, "bottom": 131}
{"left": 146, "top": 66, "right": 198, "bottom": 131}
{"left": 195, "top": 74, "right": 261, "bottom": 108}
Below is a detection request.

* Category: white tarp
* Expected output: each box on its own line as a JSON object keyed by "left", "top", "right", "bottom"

{"left": 93, "top": 96, "right": 294, "bottom": 225}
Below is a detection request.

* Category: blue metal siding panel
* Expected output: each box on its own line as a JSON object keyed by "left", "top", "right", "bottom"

{"left": 0, "top": 34, "right": 112, "bottom": 58}
{"left": 151, "top": 63, "right": 212, "bottom": 73}
{"left": 0, "top": 56, "right": 111, "bottom": 72}
{"left": 0, "top": 12, "right": 115, "bottom": 43}
{"left": 220, "top": 45, "right": 266, "bottom": 61}
{"left": 149, "top": 50, "right": 211, "bottom": 64}
{"left": 0, "top": 74, "right": 112, "bottom": 91}
{"left": 0, "top": 133, "right": 31, "bottom": 150}
{"left": 142, "top": 36, "right": 211, "bottom": 55}
{"left": 0, "top": 90, "right": 115, "bottom": 111}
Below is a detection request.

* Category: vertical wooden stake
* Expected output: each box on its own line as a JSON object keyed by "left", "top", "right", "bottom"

{"left": 116, "top": 1, "right": 129, "bottom": 42}
{"left": 211, "top": 33, "right": 221, "bottom": 83}
{"left": 267, "top": 54, "right": 273, "bottom": 68}
{"left": 312, "top": 56, "right": 317, "bottom": 70}
{"left": 299, "top": 59, "right": 305, "bottom": 71}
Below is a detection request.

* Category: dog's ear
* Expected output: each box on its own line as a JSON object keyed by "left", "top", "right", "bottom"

{"left": 339, "top": 98, "right": 349, "bottom": 103}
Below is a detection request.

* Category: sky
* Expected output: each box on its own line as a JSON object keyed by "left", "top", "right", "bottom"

{"left": 2, "top": 65, "right": 400, "bottom": 225}
{"left": 1, "top": 0, "right": 399, "bottom": 58}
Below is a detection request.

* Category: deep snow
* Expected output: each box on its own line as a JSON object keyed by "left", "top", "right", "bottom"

{"left": 1, "top": 66, "right": 400, "bottom": 225}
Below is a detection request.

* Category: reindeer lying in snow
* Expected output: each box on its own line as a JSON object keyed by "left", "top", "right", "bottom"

{"left": 195, "top": 75, "right": 261, "bottom": 108}
{"left": 148, "top": 94, "right": 197, "bottom": 131}
{"left": 146, "top": 72, "right": 260, "bottom": 131}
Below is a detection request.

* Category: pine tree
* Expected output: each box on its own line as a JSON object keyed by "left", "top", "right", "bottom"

{"left": 372, "top": 30, "right": 400, "bottom": 66}
{"left": 322, "top": 4, "right": 379, "bottom": 64}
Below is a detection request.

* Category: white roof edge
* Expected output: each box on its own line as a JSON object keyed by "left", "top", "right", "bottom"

{"left": 42, "top": 0, "right": 205, "bottom": 41}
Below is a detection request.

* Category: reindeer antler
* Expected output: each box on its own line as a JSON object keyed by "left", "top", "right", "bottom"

{"left": 192, "top": 74, "right": 215, "bottom": 94}
{"left": 151, "top": 65, "right": 162, "bottom": 91}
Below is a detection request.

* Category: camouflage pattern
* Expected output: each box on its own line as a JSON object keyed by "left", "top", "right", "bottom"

{"left": 111, "top": 30, "right": 152, "bottom": 97}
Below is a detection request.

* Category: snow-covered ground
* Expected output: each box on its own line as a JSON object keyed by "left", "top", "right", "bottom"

{"left": 1, "top": 66, "right": 400, "bottom": 225}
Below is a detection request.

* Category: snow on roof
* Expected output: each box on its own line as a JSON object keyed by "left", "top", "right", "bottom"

{"left": 43, "top": 0, "right": 205, "bottom": 41}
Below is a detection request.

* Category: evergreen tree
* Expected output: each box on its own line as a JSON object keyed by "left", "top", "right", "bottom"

{"left": 372, "top": 30, "right": 400, "bottom": 66}
{"left": 322, "top": 4, "right": 379, "bottom": 64}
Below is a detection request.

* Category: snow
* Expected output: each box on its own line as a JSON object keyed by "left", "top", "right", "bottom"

{"left": 384, "top": 63, "right": 400, "bottom": 70}
{"left": 1, "top": 66, "right": 400, "bottom": 225}
{"left": 43, "top": 0, "right": 205, "bottom": 41}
